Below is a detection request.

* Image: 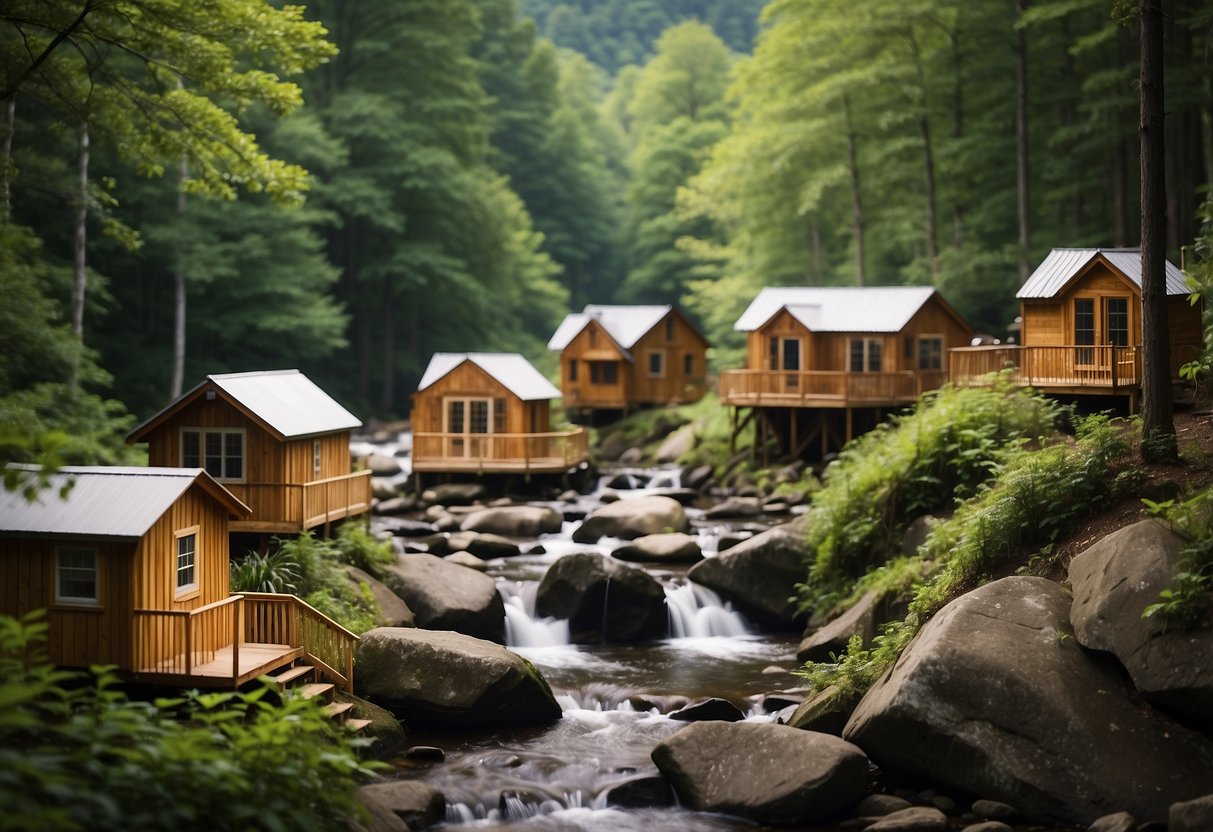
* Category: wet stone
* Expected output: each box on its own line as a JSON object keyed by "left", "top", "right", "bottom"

{"left": 668, "top": 697, "right": 746, "bottom": 723}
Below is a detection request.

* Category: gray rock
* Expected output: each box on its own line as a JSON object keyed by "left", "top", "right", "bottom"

{"left": 970, "top": 799, "right": 1019, "bottom": 822}
{"left": 668, "top": 697, "right": 745, "bottom": 722}
{"left": 384, "top": 554, "right": 505, "bottom": 643}
{"left": 618, "top": 447, "right": 645, "bottom": 465}
{"left": 366, "top": 454, "right": 403, "bottom": 476}
{"left": 355, "top": 628, "right": 561, "bottom": 730}
{"left": 597, "top": 431, "right": 627, "bottom": 462}
{"left": 961, "top": 824, "right": 1013, "bottom": 832}
{"left": 855, "top": 794, "right": 914, "bottom": 816}
{"left": 536, "top": 552, "right": 667, "bottom": 643}
{"left": 612, "top": 532, "right": 703, "bottom": 564}
{"left": 1068, "top": 519, "right": 1213, "bottom": 730}
{"left": 444, "top": 530, "right": 520, "bottom": 559}
{"left": 703, "top": 496, "right": 764, "bottom": 520}
{"left": 688, "top": 519, "right": 809, "bottom": 628}
{"left": 421, "top": 482, "right": 485, "bottom": 506}
{"left": 602, "top": 775, "right": 675, "bottom": 808}
{"left": 716, "top": 531, "right": 753, "bottom": 552}
{"left": 684, "top": 464, "right": 714, "bottom": 490}
{"left": 356, "top": 781, "right": 443, "bottom": 832}
{"left": 1087, "top": 811, "right": 1137, "bottom": 832}
{"left": 902, "top": 514, "right": 939, "bottom": 556}
{"left": 343, "top": 564, "right": 415, "bottom": 628}
{"left": 572, "top": 495, "right": 689, "bottom": 543}
{"left": 656, "top": 423, "right": 696, "bottom": 463}
{"left": 798, "top": 591, "right": 881, "bottom": 662}
{"left": 444, "top": 552, "right": 488, "bottom": 571}
{"left": 382, "top": 518, "right": 436, "bottom": 537}
{"left": 844, "top": 576, "right": 1213, "bottom": 825}
{"left": 402, "top": 745, "right": 445, "bottom": 762}
{"left": 1170, "top": 794, "right": 1213, "bottom": 831}
{"left": 372, "top": 478, "right": 400, "bottom": 500}
{"left": 460, "top": 505, "right": 563, "bottom": 538}
{"left": 786, "top": 685, "right": 860, "bottom": 736}
{"left": 375, "top": 496, "right": 415, "bottom": 516}
{"left": 651, "top": 722, "right": 869, "bottom": 825}
{"left": 864, "top": 806, "right": 948, "bottom": 831}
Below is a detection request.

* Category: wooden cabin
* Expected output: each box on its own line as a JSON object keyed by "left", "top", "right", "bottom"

{"left": 949, "top": 248, "right": 1203, "bottom": 410}
{"left": 126, "top": 370, "right": 371, "bottom": 538}
{"left": 410, "top": 353, "right": 588, "bottom": 477}
{"left": 548, "top": 305, "right": 710, "bottom": 418}
{"left": 721, "top": 286, "right": 973, "bottom": 459}
{"left": 0, "top": 466, "right": 357, "bottom": 690}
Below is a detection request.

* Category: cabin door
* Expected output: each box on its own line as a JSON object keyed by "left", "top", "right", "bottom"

{"left": 445, "top": 398, "right": 492, "bottom": 459}
{"left": 1074, "top": 296, "right": 1129, "bottom": 377}
{"left": 768, "top": 337, "right": 803, "bottom": 389}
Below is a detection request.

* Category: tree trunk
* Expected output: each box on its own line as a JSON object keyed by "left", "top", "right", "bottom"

{"left": 380, "top": 278, "right": 395, "bottom": 413}
{"left": 1015, "top": 0, "right": 1031, "bottom": 284}
{"left": 1139, "top": 0, "right": 1176, "bottom": 462}
{"left": 1, "top": 97, "right": 14, "bottom": 221}
{"left": 906, "top": 30, "right": 938, "bottom": 281}
{"left": 71, "top": 123, "right": 89, "bottom": 340}
{"left": 170, "top": 155, "right": 189, "bottom": 402}
{"left": 844, "top": 95, "right": 866, "bottom": 287}
{"left": 1060, "top": 15, "right": 1082, "bottom": 237}
{"left": 950, "top": 24, "right": 965, "bottom": 247}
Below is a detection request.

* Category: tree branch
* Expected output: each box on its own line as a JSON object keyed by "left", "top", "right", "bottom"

{"left": 0, "top": 2, "right": 99, "bottom": 102}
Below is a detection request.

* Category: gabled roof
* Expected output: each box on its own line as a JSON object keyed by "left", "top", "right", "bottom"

{"left": 417, "top": 353, "right": 560, "bottom": 401}
{"left": 734, "top": 286, "right": 945, "bottom": 333}
{"left": 547, "top": 305, "right": 677, "bottom": 352}
{"left": 128, "top": 370, "right": 362, "bottom": 443}
{"left": 1017, "top": 248, "right": 1189, "bottom": 299}
{"left": 0, "top": 466, "right": 250, "bottom": 540}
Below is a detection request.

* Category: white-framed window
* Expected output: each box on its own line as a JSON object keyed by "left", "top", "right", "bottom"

{"left": 849, "top": 338, "right": 883, "bottom": 372}
{"left": 56, "top": 546, "right": 99, "bottom": 606}
{"left": 175, "top": 527, "right": 199, "bottom": 596}
{"left": 313, "top": 439, "right": 322, "bottom": 476}
{"left": 648, "top": 350, "right": 665, "bottom": 378}
{"left": 918, "top": 336, "right": 944, "bottom": 371}
{"left": 181, "top": 428, "right": 244, "bottom": 481}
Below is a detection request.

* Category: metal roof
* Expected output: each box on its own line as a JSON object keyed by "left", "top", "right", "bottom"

{"left": 417, "top": 353, "right": 561, "bottom": 401}
{"left": 734, "top": 286, "right": 939, "bottom": 333}
{"left": 1017, "top": 248, "right": 1189, "bottom": 299}
{"left": 547, "top": 305, "right": 672, "bottom": 351}
{"left": 0, "top": 466, "right": 247, "bottom": 540}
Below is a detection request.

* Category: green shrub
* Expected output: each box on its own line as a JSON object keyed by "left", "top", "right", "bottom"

{"left": 230, "top": 547, "right": 300, "bottom": 594}
{"left": 332, "top": 522, "right": 395, "bottom": 579}
{"left": 1141, "top": 487, "right": 1213, "bottom": 628}
{"left": 0, "top": 612, "right": 380, "bottom": 832}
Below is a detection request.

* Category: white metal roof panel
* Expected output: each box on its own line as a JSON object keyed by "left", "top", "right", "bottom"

{"left": 209, "top": 370, "right": 362, "bottom": 438}
{"left": 417, "top": 353, "right": 561, "bottom": 401}
{"left": 0, "top": 466, "right": 211, "bottom": 539}
{"left": 582, "top": 305, "right": 671, "bottom": 348}
{"left": 547, "top": 313, "right": 591, "bottom": 351}
{"left": 1017, "top": 248, "right": 1189, "bottom": 299}
{"left": 734, "top": 286, "right": 938, "bottom": 333}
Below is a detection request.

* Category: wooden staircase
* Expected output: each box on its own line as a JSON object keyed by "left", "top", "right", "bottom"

{"left": 269, "top": 662, "right": 372, "bottom": 734}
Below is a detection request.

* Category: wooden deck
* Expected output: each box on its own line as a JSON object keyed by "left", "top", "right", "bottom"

{"left": 135, "top": 643, "right": 302, "bottom": 688}
{"left": 226, "top": 469, "right": 372, "bottom": 533}
{"left": 412, "top": 428, "right": 589, "bottom": 474}
{"left": 719, "top": 369, "right": 947, "bottom": 408}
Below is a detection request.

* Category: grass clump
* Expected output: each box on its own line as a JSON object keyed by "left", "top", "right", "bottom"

{"left": 1141, "top": 487, "right": 1213, "bottom": 629}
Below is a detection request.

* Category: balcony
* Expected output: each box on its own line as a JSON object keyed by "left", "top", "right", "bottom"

{"left": 412, "top": 428, "right": 589, "bottom": 474}
{"left": 224, "top": 469, "right": 373, "bottom": 533}
{"left": 719, "top": 369, "right": 947, "bottom": 408}
{"left": 131, "top": 592, "right": 358, "bottom": 691}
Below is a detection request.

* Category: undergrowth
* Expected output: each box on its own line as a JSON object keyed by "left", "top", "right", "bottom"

{"left": 1140, "top": 487, "right": 1213, "bottom": 628}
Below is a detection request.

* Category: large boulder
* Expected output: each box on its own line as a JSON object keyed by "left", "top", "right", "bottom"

{"left": 798, "top": 590, "right": 906, "bottom": 663}
{"left": 656, "top": 423, "right": 696, "bottom": 463}
{"left": 460, "top": 505, "right": 563, "bottom": 538}
{"left": 703, "top": 496, "right": 764, "bottom": 520}
{"left": 355, "top": 781, "right": 443, "bottom": 832}
{"left": 344, "top": 564, "right": 415, "bottom": 628}
{"left": 383, "top": 554, "right": 505, "bottom": 643}
{"left": 355, "top": 628, "right": 561, "bottom": 730}
{"left": 611, "top": 533, "right": 703, "bottom": 565}
{"left": 421, "top": 482, "right": 484, "bottom": 506}
{"left": 572, "top": 495, "right": 689, "bottom": 543}
{"left": 1068, "top": 519, "right": 1213, "bottom": 729}
{"left": 651, "top": 722, "right": 869, "bottom": 825}
{"left": 687, "top": 520, "right": 809, "bottom": 629}
{"left": 535, "top": 552, "right": 667, "bottom": 643}
{"left": 1171, "top": 794, "right": 1213, "bottom": 831}
{"left": 365, "top": 454, "right": 403, "bottom": 477}
{"left": 844, "top": 576, "right": 1213, "bottom": 825}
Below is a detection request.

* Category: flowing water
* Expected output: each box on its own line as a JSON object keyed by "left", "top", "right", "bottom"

{"left": 379, "top": 466, "right": 819, "bottom": 831}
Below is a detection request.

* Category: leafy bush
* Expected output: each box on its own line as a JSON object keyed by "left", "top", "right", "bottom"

{"left": 0, "top": 612, "right": 379, "bottom": 832}
{"left": 332, "top": 522, "right": 396, "bottom": 579}
{"left": 1141, "top": 487, "right": 1213, "bottom": 628}
{"left": 229, "top": 547, "right": 301, "bottom": 593}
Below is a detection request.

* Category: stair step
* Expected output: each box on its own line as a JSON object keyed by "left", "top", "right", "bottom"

{"left": 344, "top": 718, "right": 373, "bottom": 733}
{"left": 324, "top": 701, "right": 354, "bottom": 721}
{"left": 298, "top": 682, "right": 335, "bottom": 701}
{"left": 272, "top": 664, "right": 315, "bottom": 686}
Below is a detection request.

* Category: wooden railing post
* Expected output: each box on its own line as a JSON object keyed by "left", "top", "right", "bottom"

{"left": 232, "top": 597, "right": 242, "bottom": 679}
{"left": 184, "top": 617, "right": 193, "bottom": 676}
{"left": 1111, "top": 346, "right": 1118, "bottom": 391}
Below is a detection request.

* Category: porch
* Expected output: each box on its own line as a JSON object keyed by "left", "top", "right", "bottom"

{"left": 412, "top": 428, "right": 589, "bottom": 474}
{"left": 131, "top": 592, "right": 358, "bottom": 691}
{"left": 225, "top": 469, "right": 373, "bottom": 533}
{"left": 719, "top": 369, "right": 947, "bottom": 408}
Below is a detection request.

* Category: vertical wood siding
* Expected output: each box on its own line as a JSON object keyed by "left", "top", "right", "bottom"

{"left": 413, "top": 361, "right": 534, "bottom": 433}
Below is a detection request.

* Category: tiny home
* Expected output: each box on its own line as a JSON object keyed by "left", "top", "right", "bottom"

{"left": 548, "top": 305, "right": 710, "bottom": 418}
{"left": 949, "top": 248, "right": 1203, "bottom": 410}
{"left": 721, "top": 286, "right": 973, "bottom": 459}
{"left": 411, "top": 353, "right": 588, "bottom": 476}
{"left": 0, "top": 466, "right": 357, "bottom": 689}
{"left": 126, "top": 370, "right": 371, "bottom": 538}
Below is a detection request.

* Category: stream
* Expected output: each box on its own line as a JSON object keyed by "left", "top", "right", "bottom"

{"left": 370, "top": 460, "right": 818, "bottom": 832}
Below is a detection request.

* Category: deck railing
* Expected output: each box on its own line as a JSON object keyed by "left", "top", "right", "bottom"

{"left": 412, "top": 428, "right": 589, "bottom": 472}
{"left": 132, "top": 593, "right": 358, "bottom": 690}
{"left": 949, "top": 345, "right": 1144, "bottom": 389}
{"left": 225, "top": 469, "right": 372, "bottom": 529}
{"left": 719, "top": 369, "right": 946, "bottom": 407}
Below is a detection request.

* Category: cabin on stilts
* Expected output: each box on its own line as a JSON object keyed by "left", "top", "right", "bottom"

{"left": 0, "top": 466, "right": 357, "bottom": 690}
{"left": 126, "top": 370, "right": 371, "bottom": 547}
{"left": 949, "top": 248, "right": 1203, "bottom": 412}
{"left": 410, "top": 353, "right": 588, "bottom": 480}
{"left": 548, "top": 305, "right": 710, "bottom": 421}
{"left": 721, "top": 286, "right": 973, "bottom": 462}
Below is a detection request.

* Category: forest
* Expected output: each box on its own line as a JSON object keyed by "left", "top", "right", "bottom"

{"left": 2, "top": 0, "right": 1212, "bottom": 466}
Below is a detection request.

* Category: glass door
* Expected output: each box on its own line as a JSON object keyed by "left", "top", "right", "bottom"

{"left": 445, "top": 398, "right": 492, "bottom": 459}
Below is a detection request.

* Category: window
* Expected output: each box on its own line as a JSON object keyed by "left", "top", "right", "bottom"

{"left": 1105, "top": 297, "right": 1129, "bottom": 347}
{"left": 569, "top": 359, "right": 578, "bottom": 382}
{"left": 590, "top": 361, "right": 618, "bottom": 385}
{"left": 665, "top": 317, "right": 675, "bottom": 341}
{"left": 56, "top": 547, "right": 98, "bottom": 605}
{"left": 918, "top": 336, "right": 944, "bottom": 371}
{"left": 648, "top": 350, "right": 665, "bottom": 378}
{"left": 494, "top": 398, "right": 506, "bottom": 434}
{"left": 768, "top": 337, "right": 801, "bottom": 371}
{"left": 469, "top": 400, "right": 490, "bottom": 434}
{"left": 1074, "top": 298, "right": 1095, "bottom": 364}
{"left": 181, "top": 428, "right": 243, "bottom": 480}
{"left": 313, "top": 440, "right": 321, "bottom": 476}
{"left": 448, "top": 400, "right": 464, "bottom": 433}
{"left": 850, "top": 338, "right": 883, "bottom": 372}
{"left": 176, "top": 529, "right": 198, "bottom": 594}
{"left": 683, "top": 352, "right": 694, "bottom": 376}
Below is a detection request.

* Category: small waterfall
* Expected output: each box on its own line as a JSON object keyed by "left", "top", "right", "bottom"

{"left": 665, "top": 582, "right": 750, "bottom": 639}
{"left": 500, "top": 581, "right": 570, "bottom": 647}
